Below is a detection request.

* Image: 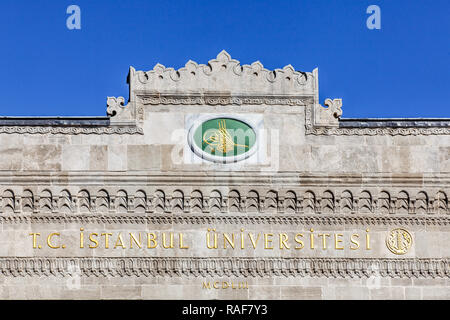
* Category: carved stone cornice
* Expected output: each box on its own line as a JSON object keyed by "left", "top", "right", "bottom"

{"left": 306, "top": 105, "right": 450, "bottom": 136}
{"left": 0, "top": 257, "right": 448, "bottom": 278}
{"left": 0, "top": 172, "right": 448, "bottom": 187}
{"left": 309, "top": 126, "right": 450, "bottom": 136}
{"left": 1, "top": 214, "right": 450, "bottom": 226}
{"left": 0, "top": 125, "right": 143, "bottom": 135}
{"left": 137, "top": 93, "right": 311, "bottom": 106}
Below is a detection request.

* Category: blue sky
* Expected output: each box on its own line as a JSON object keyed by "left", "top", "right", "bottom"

{"left": 0, "top": 0, "right": 448, "bottom": 117}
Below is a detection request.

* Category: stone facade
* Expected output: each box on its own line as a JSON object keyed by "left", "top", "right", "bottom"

{"left": 0, "top": 51, "right": 449, "bottom": 300}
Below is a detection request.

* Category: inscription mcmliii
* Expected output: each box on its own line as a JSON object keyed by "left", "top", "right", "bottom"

{"left": 0, "top": 51, "right": 448, "bottom": 299}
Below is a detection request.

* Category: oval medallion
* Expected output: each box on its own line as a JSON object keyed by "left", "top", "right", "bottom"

{"left": 188, "top": 117, "right": 257, "bottom": 163}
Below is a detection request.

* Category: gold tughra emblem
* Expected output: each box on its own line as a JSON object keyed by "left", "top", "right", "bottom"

{"left": 386, "top": 228, "right": 413, "bottom": 255}
{"left": 202, "top": 119, "right": 248, "bottom": 153}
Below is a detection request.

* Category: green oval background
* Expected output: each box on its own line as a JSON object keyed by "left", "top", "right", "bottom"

{"left": 193, "top": 118, "right": 256, "bottom": 158}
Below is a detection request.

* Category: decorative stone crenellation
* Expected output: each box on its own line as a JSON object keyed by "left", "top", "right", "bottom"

{"left": 128, "top": 50, "right": 315, "bottom": 99}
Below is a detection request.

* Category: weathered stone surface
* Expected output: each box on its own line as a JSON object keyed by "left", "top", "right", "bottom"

{"left": 89, "top": 145, "right": 108, "bottom": 171}
{"left": 0, "top": 51, "right": 448, "bottom": 300}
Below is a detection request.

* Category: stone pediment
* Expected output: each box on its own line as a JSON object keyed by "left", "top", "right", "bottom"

{"left": 128, "top": 50, "right": 317, "bottom": 98}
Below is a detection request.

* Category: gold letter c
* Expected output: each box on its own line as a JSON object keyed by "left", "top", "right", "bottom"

{"left": 47, "top": 233, "right": 60, "bottom": 249}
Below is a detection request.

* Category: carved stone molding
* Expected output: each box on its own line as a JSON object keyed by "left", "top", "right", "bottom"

{"left": 0, "top": 187, "right": 447, "bottom": 216}
{"left": 138, "top": 93, "right": 310, "bottom": 106}
{"left": 0, "top": 172, "right": 448, "bottom": 187}
{"left": 0, "top": 97, "right": 144, "bottom": 135}
{"left": 0, "top": 257, "right": 448, "bottom": 278}
{"left": 0, "top": 126, "right": 143, "bottom": 135}
{"left": 1, "top": 214, "right": 450, "bottom": 226}
{"left": 310, "top": 126, "right": 450, "bottom": 136}
{"left": 306, "top": 105, "right": 450, "bottom": 136}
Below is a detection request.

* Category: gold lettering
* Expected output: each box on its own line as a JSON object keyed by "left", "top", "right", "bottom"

{"left": 47, "top": 232, "right": 60, "bottom": 249}
{"left": 179, "top": 233, "right": 189, "bottom": 249}
{"left": 350, "top": 234, "right": 360, "bottom": 250}
{"left": 248, "top": 233, "right": 260, "bottom": 249}
{"left": 147, "top": 232, "right": 157, "bottom": 248}
{"left": 279, "top": 233, "right": 290, "bottom": 249}
{"left": 366, "top": 229, "right": 371, "bottom": 250}
{"left": 130, "top": 233, "right": 142, "bottom": 248}
{"left": 223, "top": 233, "right": 235, "bottom": 249}
{"left": 162, "top": 232, "right": 174, "bottom": 249}
{"left": 318, "top": 234, "right": 330, "bottom": 249}
{"left": 202, "top": 282, "right": 211, "bottom": 289}
{"left": 101, "top": 233, "right": 112, "bottom": 249}
{"left": 294, "top": 233, "right": 304, "bottom": 249}
{"left": 89, "top": 233, "right": 99, "bottom": 248}
{"left": 264, "top": 233, "right": 274, "bottom": 249}
{"left": 334, "top": 234, "right": 344, "bottom": 250}
{"left": 206, "top": 229, "right": 218, "bottom": 249}
{"left": 29, "top": 233, "right": 40, "bottom": 249}
{"left": 79, "top": 228, "right": 84, "bottom": 248}
{"left": 114, "top": 233, "right": 126, "bottom": 249}
{"left": 310, "top": 228, "right": 315, "bottom": 249}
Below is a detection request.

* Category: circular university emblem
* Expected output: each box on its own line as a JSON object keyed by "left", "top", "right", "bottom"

{"left": 188, "top": 116, "right": 257, "bottom": 163}
{"left": 386, "top": 228, "right": 413, "bottom": 255}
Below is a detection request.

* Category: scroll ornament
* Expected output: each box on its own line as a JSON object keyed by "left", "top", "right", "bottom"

{"left": 107, "top": 96, "right": 136, "bottom": 122}
{"left": 313, "top": 98, "right": 343, "bottom": 127}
